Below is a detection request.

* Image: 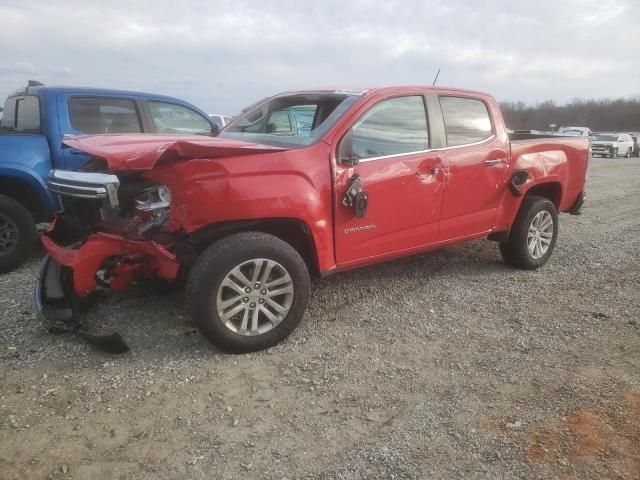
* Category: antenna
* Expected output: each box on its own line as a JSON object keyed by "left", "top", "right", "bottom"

{"left": 432, "top": 68, "right": 441, "bottom": 86}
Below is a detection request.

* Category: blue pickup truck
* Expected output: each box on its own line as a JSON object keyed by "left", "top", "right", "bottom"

{"left": 0, "top": 81, "right": 217, "bottom": 272}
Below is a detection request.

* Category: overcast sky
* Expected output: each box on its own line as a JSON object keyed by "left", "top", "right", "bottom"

{"left": 1, "top": 0, "right": 638, "bottom": 114}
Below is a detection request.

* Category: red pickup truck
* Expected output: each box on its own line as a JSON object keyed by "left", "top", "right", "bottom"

{"left": 35, "top": 86, "right": 588, "bottom": 353}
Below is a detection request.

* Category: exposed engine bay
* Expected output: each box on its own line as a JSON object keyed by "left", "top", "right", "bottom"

{"left": 36, "top": 160, "right": 183, "bottom": 353}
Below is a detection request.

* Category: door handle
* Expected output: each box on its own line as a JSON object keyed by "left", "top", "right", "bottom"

{"left": 69, "top": 148, "right": 85, "bottom": 155}
{"left": 484, "top": 159, "right": 502, "bottom": 166}
{"left": 416, "top": 167, "right": 440, "bottom": 178}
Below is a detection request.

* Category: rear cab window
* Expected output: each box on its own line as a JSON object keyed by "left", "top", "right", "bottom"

{"left": 69, "top": 97, "right": 142, "bottom": 134}
{"left": 439, "top": 96, "right": 493, "bottom": 147}
{"left": 1, "top": 95, "right": 41, "bottom": 133}
{"left": 350, "top": 96, "right": 429, "bottom": 161}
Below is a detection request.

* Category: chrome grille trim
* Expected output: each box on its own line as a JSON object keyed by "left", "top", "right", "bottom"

{"left": 46, "top": 169, "right": 120, "bottom": 207}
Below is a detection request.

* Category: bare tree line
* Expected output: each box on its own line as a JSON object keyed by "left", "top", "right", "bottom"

{"left": 500, "top": 97, "right": 640, "bottom": 132}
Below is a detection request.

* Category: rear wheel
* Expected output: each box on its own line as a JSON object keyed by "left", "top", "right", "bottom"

{"left": 0, "top": 195, "right": 37, "bottom": 273}
{"left": 500, "top": 196, "right": 558, "bottom": 270}
{"left": 186, "top": 232, "right": 311, "bottom": 353}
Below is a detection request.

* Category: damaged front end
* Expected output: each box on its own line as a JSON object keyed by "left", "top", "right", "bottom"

{"left": 35, "top": 168, "right": 182, "bottom": 352}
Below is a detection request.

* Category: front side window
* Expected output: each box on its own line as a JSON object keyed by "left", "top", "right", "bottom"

{"left": 221, "top": 93, "right": 359, "bottom": 148}
{"left": 440, "top": 96, "right": 493, "bottom": 147}
{"left": 69, "top": 97, "right": 142, "bottom": 134}
{"left": 350, "top": 96, "right": 429, "bottom": 161}
{"left": 148, "top": 102, "right": 212, "bottom": 135}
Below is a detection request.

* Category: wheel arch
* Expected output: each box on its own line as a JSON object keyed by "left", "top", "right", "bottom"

{"left": 490, "top": 181, "right": 563, "bottom": 242}
{"left": 187, "top": 217, "right": 320, "bottom": 275}
{"left": 0, "top": 174, "right": 51, "bottom": 222}
{"left": 523, "top": 181, "right": 563, "bottom": 209}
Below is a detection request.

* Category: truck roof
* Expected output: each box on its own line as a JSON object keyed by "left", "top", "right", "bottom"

{"left": 283, "top": 85, "right": 494, "bottom": 98}
{"left": 7, "top": 84, "right": 190, "bottom": 104}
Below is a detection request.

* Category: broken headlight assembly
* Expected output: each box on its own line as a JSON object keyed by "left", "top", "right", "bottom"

{"left": 128, "top": 184, "right": 172, "bottom": 234}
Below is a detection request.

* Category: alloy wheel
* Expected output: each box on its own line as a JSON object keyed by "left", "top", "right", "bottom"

{"left": 216, "top": 258, "right": 294, "bottom": 336}
{"left": 527, "top": 211, "right": 554, "bottom": 259}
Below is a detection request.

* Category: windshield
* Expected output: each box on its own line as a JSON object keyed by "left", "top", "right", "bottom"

{"left": 219, "top": 92, "right": 361, "bottom": 148}
{"left": 595, "top": 135, "right": 618, "bottom": 141}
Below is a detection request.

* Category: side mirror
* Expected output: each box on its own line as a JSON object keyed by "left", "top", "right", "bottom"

{"left": 210, "top": 123, "right": 221, "bottom": 136}
{"left": 338, "top": 129, "right": 358, "bottom": 166}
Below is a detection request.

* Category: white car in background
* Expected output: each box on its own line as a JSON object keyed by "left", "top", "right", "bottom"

{"left": 558, "top": 126, "right": 594, "bottom": 138}
{"left": 558, "top": 126, "right": 597, "bottom": 145}
{"left": 590, "top": 133, "right": 635, "bottom": 158}
{"left": 209, "top": 114, "right": 233, "bottom": 129}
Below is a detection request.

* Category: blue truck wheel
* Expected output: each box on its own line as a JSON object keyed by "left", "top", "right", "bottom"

{"left": 0, "top": 195, "right": 37, "bottom": 273}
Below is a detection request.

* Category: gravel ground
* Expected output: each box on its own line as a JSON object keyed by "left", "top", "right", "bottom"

{"left": 1, "top": 157, "right": 639, "bottom": 480}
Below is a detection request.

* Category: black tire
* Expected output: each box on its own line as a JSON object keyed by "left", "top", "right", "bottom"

{"left": 186, "top": 231, "right": 311, "bottom": 353}
{"left": 613, "top": 148, "right": 618, "bottom": 158}
{"left": 625, "top": 148, "right": 632, "bottom": 158}
{"left": 499, "top": 196, "right": 558, "bottom": 270}
{"left": 0, "top": 195, "right": 37, "bottom": 274}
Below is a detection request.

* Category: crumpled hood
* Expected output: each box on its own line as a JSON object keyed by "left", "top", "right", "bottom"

{"left": 63, "top": 134, "right": 288, "bottom": 171}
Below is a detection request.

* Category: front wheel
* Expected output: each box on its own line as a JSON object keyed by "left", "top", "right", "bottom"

{"left": 0, "top": 195, "right": 37, "bottom": 273}
{"left": 500, "top": 196, "right": 558, "bottom": 270}
{"left": 613, "top": 148, "right": 619, "bottom": 158}
{"left": 186, "top": 232, "right": 311, "bottom": 353}
{"left": 625, "top": 148, "right": 632, "bottom": 158}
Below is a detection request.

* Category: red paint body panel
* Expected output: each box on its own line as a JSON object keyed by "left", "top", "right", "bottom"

{"left": 41, "top": 86, "right": 589, "bottom": 298}
{"left": 63, "top": 134, "right": 287, "bottom": 171}
{"left": 493, "top": 137, "right": 589, "bottom": 232}
{"left": 140, "top": 141, "right": 336, "bottom": 271}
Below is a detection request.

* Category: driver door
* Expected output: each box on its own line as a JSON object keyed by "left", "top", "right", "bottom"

{"left": 333, "top": 95, "right": 444, "bottom": 265}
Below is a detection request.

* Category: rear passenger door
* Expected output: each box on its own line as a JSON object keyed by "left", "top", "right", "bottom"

{"left": 438, "top": 96, "right": 509, "bottom": 239}
{"left": 59, "top": 96, "right": 144, "bottom": 169}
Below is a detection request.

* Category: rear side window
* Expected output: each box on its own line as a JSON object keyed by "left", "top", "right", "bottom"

{"left": 1, "top": 96, "right": 40, "bottom": 133}
{"left": 440, "top": 96, "right": 493, "bottom": 147}
{"left": 351, "top": 96, "right": 429, "bottom": 161}
{"left": 16, "top": 96, "right": 41, "bottom": 133}
{"left": 69, "top": 97, "right": 142, "bottom": 134}
{"left": 148, "top": 102, "right": 212, "bottom": 135}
